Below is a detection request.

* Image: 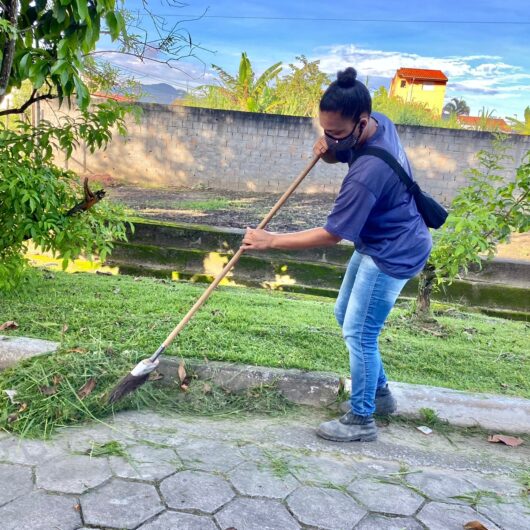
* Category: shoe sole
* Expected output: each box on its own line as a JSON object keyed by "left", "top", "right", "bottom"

{"left": 316, "top": 429, "right": 378, "bottom": 443}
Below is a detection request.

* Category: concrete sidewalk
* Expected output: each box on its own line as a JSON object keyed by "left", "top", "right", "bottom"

{"left": 0, "top": 408, "right": 529, "bottom": 529}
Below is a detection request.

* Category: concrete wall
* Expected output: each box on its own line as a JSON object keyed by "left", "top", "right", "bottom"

{"left": 41, "top": 99, "right": 530, "bottom": 204}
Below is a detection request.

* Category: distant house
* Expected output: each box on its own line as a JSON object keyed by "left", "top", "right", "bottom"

{"left": 457, "top": 115, "right": 513, "bottom": 133}
{"left": 389, "top": 68, "right": 448, "bottom": 116}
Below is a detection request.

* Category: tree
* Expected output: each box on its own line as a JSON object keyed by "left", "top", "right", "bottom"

{"left": 507, "top": 106, "right": 530, "bottom": 135}
{"left": 416, "top": 136, "right": 530, "bottom": 317}
{"left": 443, "top": 97, "right": 470, "bottom": 117}
{"left": 273, "top": 56, "right": 330, "bottom": 117}
{"left": 185, "top": 52, "right": 282, "bottom": 113}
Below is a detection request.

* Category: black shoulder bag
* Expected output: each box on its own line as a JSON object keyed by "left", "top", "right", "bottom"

{"left": 352, "top": 146, "right": 448, "bottom": 229}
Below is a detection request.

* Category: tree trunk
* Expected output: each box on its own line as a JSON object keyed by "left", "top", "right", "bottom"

{"left": 416, "top": 264, "right": 436, "bottom": 318}
{"left": 0, "top": 0, "right": 19, "bottom": 102}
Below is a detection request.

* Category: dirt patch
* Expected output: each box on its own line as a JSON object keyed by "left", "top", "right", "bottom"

{"left": 108, "top": 185, "right": 529, "bottom": 262}
{"left": 108, "top": 185, "right": 336, "bottom": 232}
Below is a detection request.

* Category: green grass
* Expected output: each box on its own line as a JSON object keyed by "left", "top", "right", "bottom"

{"left": 172, "top": 198, "right": 240, "bottom": 211}
{"left": 0, "top": 269, "right": 529, "bottom": 438}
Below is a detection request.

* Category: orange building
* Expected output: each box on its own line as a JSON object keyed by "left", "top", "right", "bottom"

{"left": 389, "top": 68, "right": 448, "bottom": 116}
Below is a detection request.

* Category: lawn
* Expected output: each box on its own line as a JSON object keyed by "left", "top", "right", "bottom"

{"left": 1, "top": 269, "right": 528, "bottom": 399}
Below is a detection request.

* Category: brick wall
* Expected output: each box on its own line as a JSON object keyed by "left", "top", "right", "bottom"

{"left": 41, "top": 100, "right": 530, "bottom": 204}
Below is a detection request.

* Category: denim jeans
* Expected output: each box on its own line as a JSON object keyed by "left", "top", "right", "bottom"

{"left": 335, "top": 251, "right": 409, "bottom": 417}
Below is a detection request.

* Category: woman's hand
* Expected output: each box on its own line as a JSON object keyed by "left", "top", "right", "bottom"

{"left": 313, "top": 136, "right": 329, "bottom": 158}
{"left": 242, "top": 228, "right": 275, "bottom": 250}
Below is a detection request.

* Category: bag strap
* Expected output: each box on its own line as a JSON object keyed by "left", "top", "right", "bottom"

{"left": 351, "top": 146, "right": 419, "bottom": 193}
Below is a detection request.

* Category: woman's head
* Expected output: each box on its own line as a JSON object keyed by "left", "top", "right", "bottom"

{"left": 319, "top": 67, "right": 372, "bottom": 149}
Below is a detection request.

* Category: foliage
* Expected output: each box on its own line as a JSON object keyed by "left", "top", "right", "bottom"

{"left": 0, "top": 102, "right": 139, "bottom": 290}
{"left": 443, "top": 97, "right": 470, "bottom": 117}
{"left": 507, "top": 106, "right": 530, "bottom": 135}
{"left": 372, "top": 87, "right": 460, "bottom": 128}
{"left": 417, "top": 137, "right": 530, "bottom": 315}
{"left": 184, "top": 53, "right": 329, "bottom": 117}
{"left": 185, "top": 52, "right": 282, "bottom": 113}
{"left": 273, "top": 56, "right": 330, "bottom": 117}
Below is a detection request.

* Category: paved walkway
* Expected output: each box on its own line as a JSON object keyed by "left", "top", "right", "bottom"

{"left": 0, "top": 408, "right": 528, "bottom": 530}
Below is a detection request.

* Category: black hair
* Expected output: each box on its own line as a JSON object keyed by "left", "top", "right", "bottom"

{"left": 319, "top": 67, "right": 372, "bottom": 121}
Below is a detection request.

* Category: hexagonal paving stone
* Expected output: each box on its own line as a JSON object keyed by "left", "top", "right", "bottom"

{"left": 81, "top": 478, "right": 163, "bottom": 529}
{"left": 417, "top": 502, "right": 500, "bottom": 530}
{"left": 215, "top": 497, "right": 301, "bottom": 530}
{"left": 287, "top": 485, "right": 366, "bottom": 530}
{"left": 288, "top": 454, "right": 361, "bottom": 486}
{"left": 109, "top": 444, "right": 179, "bottom": 481}
{"left": 0, "top": 463, "right": 33, "bottom": 507}
{"left": 355, "top": 514, "right": 424, "bottom": 530}
{"left": 138, "top": 511, "right": 218, "bottom": 529}
{"left": 176, "top": 439, "right": 244, "bottom": 472}
{"left": 479, "top": 500, "right": 530, "bottom": 529}
{"left": 36, "top": 454, "right": 112, "bottom": 494}
{"left": 348, "top": 478, "right": 424, "bottom": 515}
{"left": 406, "top": 470, "right": 479, "bottom": 504}
{"left": 0, "top": 491, "right": 81, "bottom": 530}
{"left": 0, "top": 436, "right": 65, "bottom": 465}
{"left": 229, "top": 461, "right": 299, "bottom": 499}
{"left": 160, "top": 470, "right": 234, "bottom": 513}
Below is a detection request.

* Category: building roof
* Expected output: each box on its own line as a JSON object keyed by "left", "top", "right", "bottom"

{"left": 395, "top": 68, "right": 448, "bottom": 82}
{"left": 92, "top": 92, "right": 134, "bottom": 102}
{"left": 457, "top": 115, "right": 513, "bottom": 133}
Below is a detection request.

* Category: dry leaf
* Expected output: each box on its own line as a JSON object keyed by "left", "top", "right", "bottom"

{"left": 177, "top": 361, "right": 187, "bottom": 383}
{"left": 18, "top": 403, "right": 28, "bottom": 413}
{"left": 61, "top": 323, "right": 69, "bottom": 334}
{"left": 0, "top": 321, "right": 19, "bottom": 331}
{"left": 52, "top": 375, "right": 62, "bottom": 386}
{"left": 73, "top": 503, "right": 81, "bottom": 512}
{"left": 488, "top": 434, "right": 524, "bottom": 447}
{"left": 77, "top": 378, "right": 97, "bottom": 399}
{"left": 39, "top": 385, "right": 58, "bottom": 396}
{"left": 67, "top": 347, "right": 87, "bottom": 354}
{"left": 464, "top": 521, "right": 490, "bottom": 530}
{"left": 203, "top": 383, "right": 212, "bottom": 394}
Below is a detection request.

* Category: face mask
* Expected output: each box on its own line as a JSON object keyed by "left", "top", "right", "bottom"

{"left": 325, "top": 121, "right": 365, "bottom": 152}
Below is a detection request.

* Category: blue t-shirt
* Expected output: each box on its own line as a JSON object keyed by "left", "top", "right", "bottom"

{"left": 324, "top": 112, "right": 432, "bottom": 279}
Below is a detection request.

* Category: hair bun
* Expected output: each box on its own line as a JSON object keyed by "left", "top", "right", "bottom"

{"left": 336, "top": 67, "right": 357, "bottom": 88}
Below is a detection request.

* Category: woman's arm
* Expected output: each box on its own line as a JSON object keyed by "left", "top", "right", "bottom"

{"left": 242, "top": 227, "right": 341, "bottom": 251}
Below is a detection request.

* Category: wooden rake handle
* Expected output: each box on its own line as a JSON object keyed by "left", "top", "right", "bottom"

{"left": 150, "top": 155, "right": 321, "bottom": 362}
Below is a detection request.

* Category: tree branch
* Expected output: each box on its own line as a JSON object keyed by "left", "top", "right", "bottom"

{"left": 0, "top": 90, "right": 57, "bottom": 116}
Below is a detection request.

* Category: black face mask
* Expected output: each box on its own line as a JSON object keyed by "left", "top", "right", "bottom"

{"left": 324, "top": 121, "right": 365, "bottom": 152}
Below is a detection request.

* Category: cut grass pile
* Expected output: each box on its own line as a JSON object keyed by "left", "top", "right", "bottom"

{"left": 0, "top": 269, "right": 529, "bottom": 437}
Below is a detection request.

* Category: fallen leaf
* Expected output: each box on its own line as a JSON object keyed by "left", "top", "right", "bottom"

{"left": 177, "top": 361, "right": 186, "bottom": 383}
{"left": 39, "top": 385, "right": 58, "bottom": 396}
{"left": 52, "top": 375, "right": 62, "bottom": 386}
{"left": 488, "top": 434, "right": 524, "bottom": 447}
{"left": 464, "top": 521, "right": 490, "bottom": 530}
{"left": 67, "top": 347, "right": 87, "bottom": 354}
{"left": 77, "top": 378, "right": 97, "bottom": 399}
{"left": 0, "top": 321, "right": 19, "bottom": 331}
{"left": 73, "top": 503, "right": 81, "bottom": 512}
{"left": 203, "top": 383, "right": 212, "bottom": 394}
{"left": 61, "top": 323, "right": 69, "bottom": 334}
{"left": 18, "top": 402, "right": 28, "bottom": 413}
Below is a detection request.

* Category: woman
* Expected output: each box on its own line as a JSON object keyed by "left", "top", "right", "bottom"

{"left": 242, "top": 67, "right": 432, "bottom": 442}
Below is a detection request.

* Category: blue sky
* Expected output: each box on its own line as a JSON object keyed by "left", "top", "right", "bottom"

{"left": 105, "top": 0, "right": 530, "bottom": 118}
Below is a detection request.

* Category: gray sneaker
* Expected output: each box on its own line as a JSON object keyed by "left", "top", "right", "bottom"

{"left": 316, "top": 412, "right": 377, "bottom": 442}
{"left": 339, "top": 384, "right": 397, "bottom": 415}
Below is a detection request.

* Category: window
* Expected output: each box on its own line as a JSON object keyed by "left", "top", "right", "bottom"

{"left": 400, "top": 80, "right": 406, "bottom": 88}
{"left": 422, "top": 83, "right": 435, "bottom": 91}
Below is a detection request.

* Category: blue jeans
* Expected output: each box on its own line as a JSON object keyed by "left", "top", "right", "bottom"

{"left": 335, "top": 252, "right": 409, "bottom": 417}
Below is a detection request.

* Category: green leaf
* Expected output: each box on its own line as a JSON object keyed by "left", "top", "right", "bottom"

{"left": 76, "top": 0, "right": 89, "bottom": 21}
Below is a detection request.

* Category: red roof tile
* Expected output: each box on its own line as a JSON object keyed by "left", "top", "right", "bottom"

{"left": 396, "top": 68, "right": 448, "bottom": 82}
{"left": 457, "top": 115, "right": 512, "bottom": 132}
{"left": 92, "top": 92, "right": 133, "bottom": 102}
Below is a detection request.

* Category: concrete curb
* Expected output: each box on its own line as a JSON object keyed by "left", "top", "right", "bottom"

{"left": 158, "top": 356, "right": 530, "bottom": 434}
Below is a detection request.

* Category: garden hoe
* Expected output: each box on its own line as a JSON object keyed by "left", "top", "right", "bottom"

{"left": 107, "top": 154, "right": 321, "bottom": 404}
